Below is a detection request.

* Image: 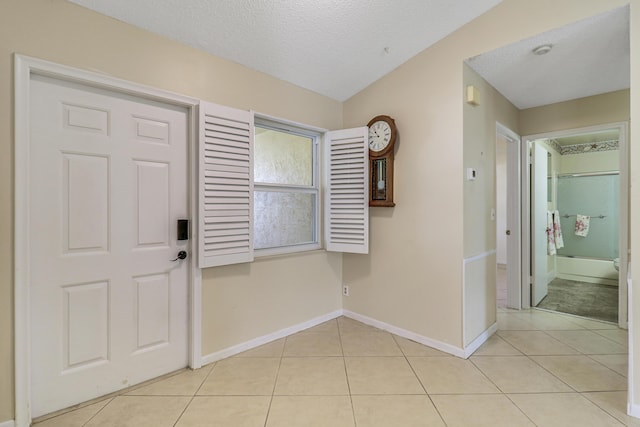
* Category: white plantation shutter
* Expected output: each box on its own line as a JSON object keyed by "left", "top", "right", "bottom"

{"left": 325, "top": 127, "right": 369, "bottom": 254}
{"left": 198, "top": 101, "right": 254, "bottom": 268}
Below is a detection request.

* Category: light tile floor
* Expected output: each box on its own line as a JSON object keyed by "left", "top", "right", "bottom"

{"left": 33, "top": 312, "right": 636, "bottom": 426}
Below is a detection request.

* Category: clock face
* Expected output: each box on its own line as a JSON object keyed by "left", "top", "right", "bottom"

{"left": 368, "top": 120, "right": 392, "bottom": 152}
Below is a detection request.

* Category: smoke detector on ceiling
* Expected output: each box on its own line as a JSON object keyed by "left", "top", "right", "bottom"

{"left": 532, "top": 44, "right": 553, "bottom": 55}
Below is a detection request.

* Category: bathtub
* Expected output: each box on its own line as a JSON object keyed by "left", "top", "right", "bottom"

{"left": 555, "top": 255, "right": 619, "bottom": 286}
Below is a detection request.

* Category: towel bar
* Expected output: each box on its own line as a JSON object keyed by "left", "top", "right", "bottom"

{"left": 561, "top": 214, "right": 606, "bottom": 219}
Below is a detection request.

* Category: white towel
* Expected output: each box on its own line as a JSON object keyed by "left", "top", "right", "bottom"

{"left": 546, "top": 211, "right": 556, "bottom": 255}
{"left": 553, "top": 210, "right": 564, "bottom": 249}
{"left": 575, "top": 214, "right": 590, "bottom": 237}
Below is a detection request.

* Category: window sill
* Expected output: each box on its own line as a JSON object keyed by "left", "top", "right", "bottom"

{"left": 254, "top": 243, "right": 322, "bottom": 260}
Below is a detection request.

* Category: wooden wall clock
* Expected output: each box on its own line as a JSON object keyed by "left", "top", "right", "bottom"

{"left": 368, "top": 115, "right": 396, "bottom": 207}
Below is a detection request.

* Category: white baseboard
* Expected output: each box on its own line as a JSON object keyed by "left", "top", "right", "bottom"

{"left": 0, "top": 419, "right": 15, "bottom": 427}
{"left": 463, "top": 323, "right": 498, "bottom": 358}
{"left": 201, "top": 310, "right": 343, "bottom": 366}
{"left": 342, "top": 310, "right": 466, "bottom": 358}
{"left": 201, "top": 309, "right": 495, "bottom": 365}
{"left": 628, "top": 402, "right": 640, "bottom": 419}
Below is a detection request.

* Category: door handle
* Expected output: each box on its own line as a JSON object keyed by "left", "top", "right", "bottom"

{"left": 506, "top": 230, "right": 511, "bottom": 235}
{"left": 171, "top": 251, "right": 187, "bottom": 262}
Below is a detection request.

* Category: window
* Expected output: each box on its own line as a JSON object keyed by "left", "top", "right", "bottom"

{"left": 253, "top": 117, "right": 321, "bottom": 255}
{"left": 198, "top": 100, "right": 369, "bottom": 269}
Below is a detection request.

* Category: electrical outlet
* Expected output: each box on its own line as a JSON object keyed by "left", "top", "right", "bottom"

{"left": 342, "top": 285, "right": 350, "bottom": 296}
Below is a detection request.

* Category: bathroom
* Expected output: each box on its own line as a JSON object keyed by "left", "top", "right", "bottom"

{"left": 531, "top": 126, "right": 623, "bottom": 323}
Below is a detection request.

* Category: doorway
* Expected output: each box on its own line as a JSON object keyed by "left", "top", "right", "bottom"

{"left": 524, "top": 123, "right": 628, "bottom": 326}
{"left": 496, "top": 124, "right": 522, "bottom": 310}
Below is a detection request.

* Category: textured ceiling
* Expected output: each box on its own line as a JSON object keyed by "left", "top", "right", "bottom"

{"left": 68, "top": 0, "right": 502, "bottom": 101}
{"left": 466, "top": 6, "right": 630, "bottom": 110}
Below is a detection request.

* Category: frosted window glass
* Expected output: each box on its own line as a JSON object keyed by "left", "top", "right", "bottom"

{"left": 254, "top": 191, "right": 315, "bottom": 249}
{"left": 255, "top": 127, "right": 312, "bottom": 185}
{"left": 556, "top": 174, "right": 619, "bottom": 259}
{"left": 253, "top": 122, "right": 318, "bottom": 253}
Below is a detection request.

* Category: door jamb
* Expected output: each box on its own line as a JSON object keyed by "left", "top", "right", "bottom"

{"left": 14, "top": 54, "right": 202, "bottom": 426}
{"left": 522, "top": 138, "right": 532, "bottom": 309}
{"left": 496, "top": 122, "right": 523, "bottom": 309}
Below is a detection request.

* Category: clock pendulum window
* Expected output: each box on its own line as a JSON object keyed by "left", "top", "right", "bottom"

{"left": 367, "top": 115, "right": 396, "bottom": 207}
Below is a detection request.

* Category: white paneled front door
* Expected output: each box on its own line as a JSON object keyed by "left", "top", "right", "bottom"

{"left": 29, "top": 74, "right": 189, "bottom": 417}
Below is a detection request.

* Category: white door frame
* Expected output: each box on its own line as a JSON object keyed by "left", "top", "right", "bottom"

{"left": 496, "top": 123, "right": 522, "bottom": 309}
{"left": 14, "top": 54, "right": 202, "bottom": 426}
{"left": 531, "top": 142, "right": 550, "bottom": 306}
{"left": 521, "top": 122, "right": 629, "bottom": 327}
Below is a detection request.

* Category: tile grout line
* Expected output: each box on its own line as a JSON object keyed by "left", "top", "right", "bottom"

{"left": 391, "top": 334, "right": 449, "bottom": 427}
{"left": 585, "top": 353, "right": 629, "bottom": 378}
{"left": 172, "top": 363, "right": 217, "bottom": 427}
{"left": 81, "top": 397, "right": 115, "bottom": 427}
{"left": 337, "top": 317, "right": 359, "bottom": 427}
{"left": 580, "top": 391, "right": 632, "bottom": 426}
{"left": 262, "top": 333, "right": 289, "bottom": 427}
{"left": 501, "top": 392, "right": 544, "bottom": 426}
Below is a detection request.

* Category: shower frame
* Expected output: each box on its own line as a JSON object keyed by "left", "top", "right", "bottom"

{"left": 556, "top": 170, "right": 619, "bottom": 262}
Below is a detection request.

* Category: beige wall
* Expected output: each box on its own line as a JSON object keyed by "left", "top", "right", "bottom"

{"left": 462, "top": 65, "right": 519, "bottom": 345}
{"left": 342, "top": 35, "right": 467, "bottom": 346}
{"left": 0, "top": 0, "right": 344, "bottom": 422}
{"left": 561, "top": 150, "right": 621, "bottom": 174}
{"left": 463, "top": 65, "right": 520, "bottom": 257}
{"left": 202, "top": 251, "right": 342, "bottom": 355}
{"left": 343, "top": 0, "right": 631, "bottom": 349}
{"left": 519, "top": 90, "right": 631, "bottom": 136}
